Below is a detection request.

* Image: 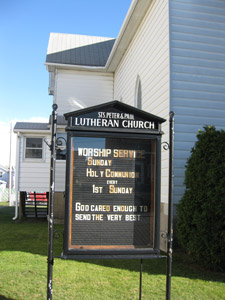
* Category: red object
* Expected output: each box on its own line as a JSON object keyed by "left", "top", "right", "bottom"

{"left": 28, "top": 192, "right": 48, "bottom": 202}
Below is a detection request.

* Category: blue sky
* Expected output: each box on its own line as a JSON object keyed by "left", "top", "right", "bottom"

{"left": 0, "top": 0, "right": 132, "bottom": 122}
{"left": 0, "top": 0, "right": 132, "bottom": 166}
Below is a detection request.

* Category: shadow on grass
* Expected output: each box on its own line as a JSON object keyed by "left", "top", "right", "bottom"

{"left": 1, "top": 206, "right": 225, "bottom": 284}
{"left": 0, "top": 295, "right": 16, "bottom": 300}
{"left": 86, "top": 254, "right": 225, "bottom": 284}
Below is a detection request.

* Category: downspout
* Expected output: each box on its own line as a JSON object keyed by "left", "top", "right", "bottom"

{"left": 13, "top": 133, "right": 21, "bottom": 220}
{"left": 8, "top": 122, "right": 12, "bottom": 206}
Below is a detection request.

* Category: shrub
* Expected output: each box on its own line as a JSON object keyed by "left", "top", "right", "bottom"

{"left": 176, "top": 126, "right": 225, "bottom": 272}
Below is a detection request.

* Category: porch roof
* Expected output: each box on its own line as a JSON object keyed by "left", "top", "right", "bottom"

{"left": 14, "top": 122, "right": 49, "bottom": 131}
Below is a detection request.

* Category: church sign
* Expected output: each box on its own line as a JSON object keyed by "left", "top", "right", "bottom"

{"left": 72, "top": 112, "right": 156, "bottom": 130}
{"left": 62, "top": 101, "right": 165, "bottom": 259}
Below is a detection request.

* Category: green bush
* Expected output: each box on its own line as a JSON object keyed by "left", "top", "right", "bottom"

{"left": 176, "top": 126, "right": 225, "bottom": 272}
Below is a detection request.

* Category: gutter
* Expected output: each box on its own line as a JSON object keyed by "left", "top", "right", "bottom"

{"left": 13, "top": 129, "right": 50, "bottom": 134}
{"left": 45, "top": 62, "right": 107, "bottom": 73}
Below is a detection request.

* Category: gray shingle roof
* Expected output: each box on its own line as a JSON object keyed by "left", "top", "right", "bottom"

{"left": 48, "top": 115, "right": 67, "bottom": 126}
{"left": 14, "top": 115, "right": 67, "bottom": 132}
{"left": 14, "top": 122, "right": 49, "bottom": 131}
{"left": 46, "top": 33, "right": 116, "bottom": 67}
{"left": 56, "top": 115, "right": 67, "bottom": 125}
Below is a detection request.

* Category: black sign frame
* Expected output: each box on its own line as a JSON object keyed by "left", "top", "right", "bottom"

{"left": 62, "top": 101, "right": 166, "bottom": 260}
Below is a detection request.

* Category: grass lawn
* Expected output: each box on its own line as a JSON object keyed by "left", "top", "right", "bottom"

{"left": 0, "top": 206, "right": 224, "bottom": 300}
{"left": 0, "top": 202, "right": 9, "bottom": 206}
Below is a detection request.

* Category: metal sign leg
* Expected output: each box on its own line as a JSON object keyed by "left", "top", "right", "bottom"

{"left": 139, "top": 259, "right": 143, "bottom": 300}
{"left": 166, "top": 111, "right": 174, "bottom": 300}
{"left": 47, "top": 104, "right": 58, "bottom": 300}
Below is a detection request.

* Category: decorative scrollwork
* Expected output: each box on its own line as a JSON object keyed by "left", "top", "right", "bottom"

{"left": 56, "top": 137, "right": 67, "bottom": 151}
{"left": 162, "top": 141, "right": 170, "bottom": 151}
{"left": 161, "top": 231, "right": 168, "bottom": 239}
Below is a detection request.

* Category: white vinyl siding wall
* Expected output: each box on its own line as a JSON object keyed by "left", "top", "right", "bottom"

{"left": 54, "top": 69, "right": 114, "bottom": 191}
{"left": 17, "top": 134, "right": 66, "bottom": 192}
{"left": 114, "top": 0, "right": 170, "bottom": 204}
{"left": 170, "top": 0, "right": 225, "bottom": 204}
{"left": 18, "top": 135, "right": 50, "bottom": 191}
{"left": 55, "top": 69, "right": 114, "bottom": 115}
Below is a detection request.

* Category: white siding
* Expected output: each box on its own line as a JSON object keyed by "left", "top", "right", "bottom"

{"left": 18, "top": 135, "right": 51, "bottom": 191}
{"left": 114, "top": 0, "right": 170, "bottom": 204}
{"left": 55, "top": 69, "right": 114, "bottom": 115}
{"left": 170, "top": 0, "right": 225, "bottom": 204}
{"left": 53, "top": 70, "right": 113, "bottom": 191}
{"left": 17, "top": 134, "right": 66, "bottom": 192}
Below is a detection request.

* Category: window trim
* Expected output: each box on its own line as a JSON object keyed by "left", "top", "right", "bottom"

{"left": 23, "top": 136, "right": 45, "bottom": 161}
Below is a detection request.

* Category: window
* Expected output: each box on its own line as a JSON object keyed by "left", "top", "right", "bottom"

{"left": 25, "top": 138, "right": 43, "bottom": 159}
{"left": 0, "top": 171, "right": 3, "bottom": 177}
{"left": 135, "top": 76, "right": 142, "bottom": 110}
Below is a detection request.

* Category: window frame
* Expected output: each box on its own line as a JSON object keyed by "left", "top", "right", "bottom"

{"left": 24, "top": 136, "right": 44, "bottom": 161}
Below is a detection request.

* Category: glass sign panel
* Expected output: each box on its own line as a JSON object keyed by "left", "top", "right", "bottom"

{"left": 67, "top": 136, "right": 156, "bottom": 250}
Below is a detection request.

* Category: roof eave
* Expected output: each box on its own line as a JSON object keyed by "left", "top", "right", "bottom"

{"left": 13, "top": 129, "right": 50, "bottom": 134}
{"left": 106, "top": 0, "right": 153, "bottom": 72}
{"left": 45, "top": 62, "right": 109, "bottom": 73}
{"left": 0, "top": 166, "right": 8, "bottom": 172}
{"left": 45, "top": 0, "right": 153, "bottom": 73}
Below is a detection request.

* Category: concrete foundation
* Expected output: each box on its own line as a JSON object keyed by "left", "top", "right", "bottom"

{"left": 53, "top": 192, "right": 65, "bottom": 221}
{"left": 160, "top": 202, "right": 168, "bottom": 252}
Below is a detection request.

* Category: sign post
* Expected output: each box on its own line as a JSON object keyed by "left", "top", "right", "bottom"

{"left": 47, "top": 104, "right": 58, "bottom": 300}
{"left": 166, "top": 111, "right": 174, "bottom": 300}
